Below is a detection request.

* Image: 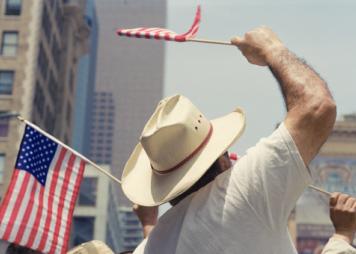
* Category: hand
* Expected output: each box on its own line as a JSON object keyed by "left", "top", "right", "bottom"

{"left": 133, "top": 204, "right": 158, "bottom": 238}
{"left": 329, "top": 192, "right": 356, "bottom": 244}
{"left": 231, "top": 26, "right": 285, "bottom": 66}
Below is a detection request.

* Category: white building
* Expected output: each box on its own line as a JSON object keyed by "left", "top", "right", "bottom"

{"left": 70, "top": 164, "right": 121, "bottom": 252}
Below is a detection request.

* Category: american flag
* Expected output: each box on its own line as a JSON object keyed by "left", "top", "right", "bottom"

{"left": 117, "top": 5, "right": 201, "bottom": 42}
{"left": 0, "top": 125, "right": 85, "bottom": 254}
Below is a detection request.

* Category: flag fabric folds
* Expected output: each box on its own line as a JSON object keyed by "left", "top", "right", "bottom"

{"left": 0, "top": 125, "right": 86, "bottom": 254}
{"left": 117, "top": 5, "right": 201, "bottom": 42}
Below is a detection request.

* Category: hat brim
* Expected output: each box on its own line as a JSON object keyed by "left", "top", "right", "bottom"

{"left": 121, "top": 108, "right": 245, "bottom": 206}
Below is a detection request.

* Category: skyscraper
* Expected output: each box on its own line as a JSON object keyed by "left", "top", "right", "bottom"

{"left": 94, "top": 0, "right": 166, "bottom": 204}
{"left": 0, "top": 0, "right": 90, "bottom": 197}
{"left": 72, "top": 0, "right": 98, "bottom": 157}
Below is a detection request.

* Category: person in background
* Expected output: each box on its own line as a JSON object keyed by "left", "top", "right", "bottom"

{"left": 5, "top": 243, "right": 42, "bottom": 254}
{"left": 66, "top": 240, "right": 114, "bottom": 254}
{"left": 322, "top": 193, "right": 356, "bottom": 254}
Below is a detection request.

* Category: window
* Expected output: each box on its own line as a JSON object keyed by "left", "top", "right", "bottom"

{"left": 0, "top": 113, "right": 9, "bottom": 137}
{"left": 78, "top": 177, "right": 98, "bottom": 206}
{"left": 5, "top": 0, "right": 22, "bottom": 15}
{"left": 71, "top": 216, "right": 95, "bottom": 247}
{"left": 1, "top": 31, "right": 19, "bottom": 56}
{"left": 0, "top": 71, "right": 14, "bottom": 95}
{"left": 0, "top": 154, "right": 5, "bottom": 183}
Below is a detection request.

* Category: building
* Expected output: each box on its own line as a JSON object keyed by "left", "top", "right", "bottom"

{"left": 94, "top": 0, "right": 166, "bottom": 204}
{"left": 89, "top": 91, "right": 115, "bottom": 164}
{"left": 295, "top": 113, "right": 356, "bottom": 253}
{"left": 72, "top": 0, "right": 98, "bottom": 157}
{"left": 118, "top": 206, "right": 143, "bottom": 251}
{"left": 0, "top": 0, "right": 90, "bottom": 197}
{"left": 70, "top": 164, "right": 121, "bottom": 252}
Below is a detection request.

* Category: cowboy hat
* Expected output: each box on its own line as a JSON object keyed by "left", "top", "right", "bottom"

{"left": 122, "top": 95, "right": 245, "bottom": 206}
{"left": 66, "top": 240, "right": 114, "bottom": 254}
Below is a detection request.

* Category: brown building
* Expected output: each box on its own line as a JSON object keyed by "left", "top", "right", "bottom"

{"left": 0, "top": 0, "right": 90, "bottom": 197}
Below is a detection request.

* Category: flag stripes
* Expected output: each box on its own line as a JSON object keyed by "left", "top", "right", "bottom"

{"left": 0, "top": 141, "right": 85, "bottom": 254}
{"left": 117, "top": 5, "right": 201, "bottom": 42}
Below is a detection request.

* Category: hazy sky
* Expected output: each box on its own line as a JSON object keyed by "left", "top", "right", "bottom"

{"left": 164, "top": 0, "right": 356, "bottom": 154}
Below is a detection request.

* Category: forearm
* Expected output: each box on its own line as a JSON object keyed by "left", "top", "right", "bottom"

{"left": 266, "top": 46, "right": 332, "bottom": 112}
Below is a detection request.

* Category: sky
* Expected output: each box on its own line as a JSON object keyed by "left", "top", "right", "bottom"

{"left": 164, "top": 0, "right": 356, "bottom": 154}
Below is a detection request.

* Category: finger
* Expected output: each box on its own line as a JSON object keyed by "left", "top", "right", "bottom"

{"left": 344, "top": 197, "right": 356, "bottom": 209}
{"left": 231, "top": 36, "right": 244, "bottom": 46}
{"left": 330, "top": 192, "right": 341, "bottom": 207}
{"left": 337, "top": 194, "right": 351, "bottom": 207}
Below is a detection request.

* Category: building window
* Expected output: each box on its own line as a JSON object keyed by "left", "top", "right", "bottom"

{"left": 0, "top": 154, "right": 5, "bottom": 183}
{"left": 1, "top": 31, "right": 19, "bottom": 56}
{"left": 71, "top": 216, "right": 95, "bottom": 247}
{"left": 0, "top": 113, "right": 9, "bottom": 137}
{"left": 5, "top": 0, "right": 22, "bottom": 15}
{"left": 78, "top": 177, "right": 98, "bottom": 206}
{"left": 0, "top": 70, "right": 14, "bottom": 95}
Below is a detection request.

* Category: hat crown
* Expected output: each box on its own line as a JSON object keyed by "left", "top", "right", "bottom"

{"left": 140, "top": 95, "right": 211, "bottom": 173}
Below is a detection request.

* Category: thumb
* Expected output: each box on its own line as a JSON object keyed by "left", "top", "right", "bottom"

{"left": 231, "top": 36, "right": 244, "bottom": 46}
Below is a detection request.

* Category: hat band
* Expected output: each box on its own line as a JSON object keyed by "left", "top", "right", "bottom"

{"left": 151, "top": 124, "right": 213, "bottom": 175}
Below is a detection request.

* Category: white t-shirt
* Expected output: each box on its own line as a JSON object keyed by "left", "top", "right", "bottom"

{"left": 322, "top": 237, "right": 356, "bottom": 254}
{"left": 134, "top": 122, "right": 311, "bottom": 254}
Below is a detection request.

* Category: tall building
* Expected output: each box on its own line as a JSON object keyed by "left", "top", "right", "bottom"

{"left": 118, "top": 207, "right": 143, "bottom": 251}
{"left": 95, "top": 0, "right": 166, "bottom": 204}
{"left": 296, "top": 113, "right": 356, "bottom": 253}
{"left": 72, "top": 0, "right": 98, "bottom": 156}
{"left": 89, "top": 91, "right": 115, "bottom": 165}
{"left": 0, "top": 0, "right": 90, "bottom": 197}
{"left": 70, "top": 164, "right": 121, "bottom": 252}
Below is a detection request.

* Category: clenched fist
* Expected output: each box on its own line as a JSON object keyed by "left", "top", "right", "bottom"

{"left": 231, "top": 26, "right": 285, "bottom": 66}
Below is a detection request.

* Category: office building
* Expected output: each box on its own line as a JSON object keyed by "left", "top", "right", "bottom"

{"left": 0, "top": 0, "right": 90, "bottom": 197}
{"left": 118, "top": 206, "right": 143, "bottom": 251}
{"left": 70, "top": 164, "right": 121, "bottom": 252}
{"left": 72, "top": 0, "right": 98, "bottom": 156}
{"left": 95, "top": 0, "right": 166, "bottom": 204}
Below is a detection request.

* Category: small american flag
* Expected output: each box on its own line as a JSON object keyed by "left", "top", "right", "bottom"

{"left": 0, "top": 125, "right": 85, "bottom": 254}
{"left": 117, "top": 5, "right": 201, "bottom": 42}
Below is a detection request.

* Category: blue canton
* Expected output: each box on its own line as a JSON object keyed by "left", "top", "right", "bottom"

{"left": 15, "top": 125, "right": 58, "bottom": 186}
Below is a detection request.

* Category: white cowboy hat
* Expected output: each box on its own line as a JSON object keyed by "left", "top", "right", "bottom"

{"left": 122, "top": 95, "right": 245, "bottom": 206}
{"left": 66, "top": 240, "right": 114, "bottom": 254}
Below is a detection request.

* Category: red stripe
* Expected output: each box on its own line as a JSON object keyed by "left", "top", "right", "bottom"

{"left": 25, "top": 187, "right": 44, "bottom": 247}
{"left": 2, "top": 173, "right": 31, "bottom": 240}
{"left": 48, "top": 154, "right": 76, "bottom": 254}
{"left": 60, "top": 160, "right": 85, "bottom": 254}
{"left": 14, "top": 179, "right": 38, "bottom": 243}
{"left": 0, "top": 170, "right": 20, "bottom": 224}
{"left": 37, "top": 148, "right": 67, "bottom": 251}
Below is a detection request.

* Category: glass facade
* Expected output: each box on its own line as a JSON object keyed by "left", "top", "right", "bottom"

{"left": 78, "top": 177, "right": 98, "bottom": 206}
{"left": 0, "top": 114, "right": 9, "bottom": 137}
{"left": 0, "top": 71, "right": 14, "bottom": 95}
{"left": 1, "top": 31, "right": 18, "bottom": 57}
{"left": 5, "top": 0, "right": 22, "bottom": 15}
{"left": 71, "top": 216, "right": 95, "bottom": 247}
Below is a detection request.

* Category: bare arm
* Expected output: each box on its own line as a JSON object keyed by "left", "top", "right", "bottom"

{"left": 231, "top": 26, "right": 336, "bottom": 165}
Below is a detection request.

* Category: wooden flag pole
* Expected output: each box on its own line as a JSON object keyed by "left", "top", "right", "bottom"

{"left": 187, "top": 38, "right": 233, "bottom": 46}
{"left": 308, "top": 185, "right": 331, "bottom": 196}
{"left": 16, "top": 116, "right": 122, "bottom": 185}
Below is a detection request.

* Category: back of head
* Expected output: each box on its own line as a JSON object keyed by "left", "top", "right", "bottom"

{"left": 6, "top": 243, "right": 42, "bottom": 254}
{"left": 66, "top": 240, "right": 114, "bottom": 254}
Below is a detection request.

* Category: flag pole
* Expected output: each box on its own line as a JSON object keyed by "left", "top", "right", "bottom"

{"left": 16, "top": 116, "right": 122, "bottom": 185}
{"left": 187, "top": 38, "right": 233, "bottom": 46}
{"left": 308, "top": 185, "right": 331, "bottom": 196}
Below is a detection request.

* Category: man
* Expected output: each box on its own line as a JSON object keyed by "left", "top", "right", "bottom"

{"left": 121, "top": 26, "right": 336, "bottom": 253}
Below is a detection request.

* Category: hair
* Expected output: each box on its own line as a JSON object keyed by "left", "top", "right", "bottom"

{"left": 6, "top": 243, "right": 42, "bottom": 254}
{"left": 169, "top": 152, "right": 229, "bottom": 206}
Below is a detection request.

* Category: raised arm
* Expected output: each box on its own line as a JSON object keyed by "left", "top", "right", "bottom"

{"left": 231, "top": 26, "right": 336, "bottom": 165}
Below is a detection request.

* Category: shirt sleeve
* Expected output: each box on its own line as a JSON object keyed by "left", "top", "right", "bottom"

{"left": 227, "top": 122, "right": 312, "bottom": 231}
{"left": 322, "top": 237, "right": 356, "bottom": 254}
